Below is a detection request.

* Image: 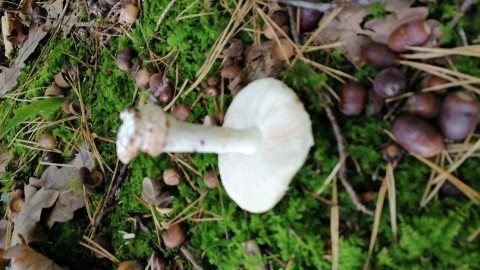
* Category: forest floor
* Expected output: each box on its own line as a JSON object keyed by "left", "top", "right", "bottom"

{"left": 1, "top": 0, "right": 480, "bottom": 269}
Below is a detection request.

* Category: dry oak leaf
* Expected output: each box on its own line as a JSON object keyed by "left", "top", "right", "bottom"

{"left": 4, "top": 236, "right": 64, "bottom": 270}
{"left": 11, "top": 185, "right": 59, "bottom": 245}
{"left": 315, "top": 0, "right": 428, "bottom": 64}
{"left": 0, "top": 0, "right": 65, "bottom": 97}
{"left": 29, "top": 144, "right": 94, "bottom": 228}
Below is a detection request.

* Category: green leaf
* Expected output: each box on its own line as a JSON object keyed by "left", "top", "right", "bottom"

{"left": 0, "top": 98, "right": 64, "bottom": 139}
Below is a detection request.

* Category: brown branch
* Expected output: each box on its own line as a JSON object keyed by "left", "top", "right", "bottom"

{"left": 274, "top": 0, "right": 387, "bottom": 12}
{"left": 322, "top": 95, "right": 374, "bottom": 215}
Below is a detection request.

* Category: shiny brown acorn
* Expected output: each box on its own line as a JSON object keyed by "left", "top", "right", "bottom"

{"left": 439, "top": 91, "right": 480, "bottom": 141}
{"left": 391, "top": 115, "right": 444, "bottom": 158}
{"left": 388, "top": 20, "right": 431, "bottom": 52}
{"left": 405, "top": 92, "right": 440, "bottom": 119}
{"left": 373, "top": 68, "right": 406, "bottom": 99}
{"left": 338, "top": 81, "right": 366, "bottom": 116}
{"left": 361, "top": 43, "right": 399, "bottom": 69}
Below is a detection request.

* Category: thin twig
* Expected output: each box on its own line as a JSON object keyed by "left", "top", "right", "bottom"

{"left": 450, "top": 0, "right": 475, "bottom": 27}
{"left": 322, "top": 95, "right": 374, "bottom": 215}
{"left": 180, "top": 245, "right": 204, "bottom": 270}
{"left": 286, "top": 5, "right": 300, "bottom": 45}
{"left": 274, "top": 0, "right": 386, "bottom": 12}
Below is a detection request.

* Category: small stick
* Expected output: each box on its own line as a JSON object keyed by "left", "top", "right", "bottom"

{"left": 286, "top": 5, "right": 301, "bottom": 45}
{"left": 180, "top": 245, "right": 204, "bottom": 270}
{"left": 274, "top": 0, "right": 386, "bottom": 12}
{"left": 322, "top": 95, "right": 374, "bottom": 215}
{"left": 450, "top": 0, "right": 475, "bottom": 27}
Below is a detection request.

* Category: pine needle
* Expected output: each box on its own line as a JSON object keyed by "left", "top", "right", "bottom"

{"left": 330, "top": 177, "right": 339, "bottom": 270}
{"left": 386, "top": 163, "right": 397, "bottom": 242}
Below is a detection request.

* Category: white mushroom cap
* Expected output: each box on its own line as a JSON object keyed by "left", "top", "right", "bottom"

{"left": 219, "top": 78, "right": 314, "bottom": 213}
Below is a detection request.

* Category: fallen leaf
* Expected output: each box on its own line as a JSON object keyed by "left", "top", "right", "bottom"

{"left": 0, "top": 147, "right": 9, "bottom": 177}
{"left": 29, "top": 144, "right": 95, "bottom": 228}
{"left": 4, "top": 237, "right": 64, "bottom": 270}
{"left": 1, "top": 13, "right": 14, "bottom": 59}
{"left": 11, "top": 185, "right": 59, "bottom": 245}
{"left": 0, "top": 0, "right": 65, "bottom": 96}
{"left": 364, "top": 2, "right": 428, "bottom": 45}
{"left": 315, "top": 0, "right": 429, "bottom": 64}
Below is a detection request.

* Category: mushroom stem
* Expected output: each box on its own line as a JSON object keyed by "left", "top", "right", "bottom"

{"left": 117, "top": 103, "right": 261, "bottom": 164}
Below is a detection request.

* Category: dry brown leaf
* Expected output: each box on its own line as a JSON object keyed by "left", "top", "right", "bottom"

{"left": 315, "top": 0, "right": 428, "bottom": 64}
{"left": 0, "top": 219, "right": 8, "bottom": 250}
{"left": 4, "top": 239, "right": 64, "bottom": 270}
{"left": 11, "top": 185, "right": 59, "bottom": 245}
{"left": 0, "top": 148, "right": 9, "bottom": 177}
{"left": 1, "top": 13, "right": 14, "bottom": 59}
{"left": 0, "top": 0, "right": 64, "bottom": 97}
{"left": 364, "top": 2, "right": 428, "bottom": 45}
{"left": 29, "top": 144, "right": 94, "bottom": 228}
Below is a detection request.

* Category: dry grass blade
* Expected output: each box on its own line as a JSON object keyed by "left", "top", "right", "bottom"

{"left": 184, "top": 0, "right": 255, "bottom": 96}
{"left": 412, "top": 153, "right": 480, "bottom": 204}
{"left": 330, "top": 177, "right": 339, "bottom": 270}
{"left": 168, "top": 192, "right": 208, "bottom": 225}
{"left": 399, "top": 60, "right": 480, "bottom": 94}
{"left": 467, "top": 227, "right": 480, "bottom": 242}
{"left": 316, "top": 157, "right": 345, "bottom": 194}
{"left": 363, "top": 178, "right": 387, "bottom": 270}
{"left": 80, "top": 236, "right": 121, "bottom": 264}
{"left": 155, "top": 0, "right": 179, "bottom": 30}
{"left": 291, "top": 7, "right": 343, "bottom": 66}
{"left": 403, "top": 45, "right": 480, "bottom": 59}
{"left": 386, "top": 163, "right": 397, "bottom": 242}
{"left": 301, "top": 56, "right": 355, "bottom": 82}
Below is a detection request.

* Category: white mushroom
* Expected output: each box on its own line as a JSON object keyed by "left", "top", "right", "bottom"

{"left": 116, "top": 78, "right": 314, "bottom": 213}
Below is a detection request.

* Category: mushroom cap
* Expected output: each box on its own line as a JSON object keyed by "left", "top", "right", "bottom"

{"left": 219, "top": 78, "right": 314, "bottom": 213}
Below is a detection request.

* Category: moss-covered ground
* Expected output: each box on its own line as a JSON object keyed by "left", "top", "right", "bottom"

{"left": 1, "top": 0, "right": 480, "bottom": 269}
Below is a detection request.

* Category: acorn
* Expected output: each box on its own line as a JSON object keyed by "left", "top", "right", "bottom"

{"left": 388, "top": 20, "right": 431, "bottom": 52}
{"left": 207, "top": 76, "right": 220, "bottom": 87}
{"left": 118, "top": 260, "right": 144, "bottom": 270}
{"left": 54, "top": 72, "right": 70, "bottom": 88}
{"left": 134, "top": 67, "right": 150, "bottom": 89}
{"left": 405, "top": 92, "right": 440, "bottom": 119}
{"left": 88, "top": 170, "right": 104, "bottom": 188}
{"left": 439, "top": 91, "right": 480, "bottom": 141}
{"left": 391, "top": 115, "right": 444, "bottom": 158}
{"left": 149, "top": 253, "right": 169, "bottom": 270}
{"left": 439, "top": 181, "right": 463, "bottom": 198}
{"left": 203, "top": 170, "right": 219, "bottom": 189}
{"left": 299, "top": 0, "right": 322, "bottom": 32}
{"left": 205, "top": 86, "right": 219, "bottom": 97}
{"left": 367, "top": 89, "right": 384, "bottom": 116}
{"left": 270, "top": 10, "right": 289, "bottom": 27}
{"left": 8, "top": 197, "right": 24, "bottom": 213}
{"left": 262, "top": 23, "right": 289, "bottom": 40}
{"left": 42, "top": 152, "right": 61, "bottom": 163}
{"left": 38, "top": 134, "right": 56, "bottom": 150}
{"left": 158, "top": 88, "right": 173, "bottom": 103}
{"left": 32, "top": 6, "right": 48, "bottom": 24}
{"left": 117, "top": 47, "right": 135, "bottom": 70}
{"left": 360, "top": 43, "right": 399, "bottom": 69}
{"left": 92, "top": 234, "right": 111, "bottom": 259}
{"left": 373, "top": 68, "right": 406, "bottom": 99}
{"left": 76, "top": 167, "right": 91, "bottom": 185}
{"left": 382, "top": 143, "right": 403, "bottom": 163}
{"left": 149, "top": 73, "right": 163, "bottom": 91}
{"left": 272, "top": 38, "right": 294, "bottom": 61}
{"left": 120, "top": 4, "right": 140, "bottom": 24}
{"left": 163, "top": 167, "right": 182, "bottom": 186}
{"left": 422, "top": 75, "right": 447, "bottom": 95}
{"left": 171, "top": 104, "right": 191, "bottom": 121}
{"left": 224, "top": 41, "right": 244, "bottom": 58}
{"left": 45, "top": 84, "right": 64, "bottom": 97}
{"left": 62, "top": 100, "right": 72, "bottom": 114}
{"left": 338, "top": 81, "right": 366, "bottom": 116}
{"left": 221, "top": 65, "right": 241, "bottom": 79}
{"left": 162, "top": 223, "right": 186, "bottom": 248}
{"left": 69, "top": 100, "right": 82, "bottom": 115}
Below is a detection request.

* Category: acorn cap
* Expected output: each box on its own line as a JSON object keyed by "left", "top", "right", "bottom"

{"left": 162, "top": 223, "right": 185, "bottom": 248}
